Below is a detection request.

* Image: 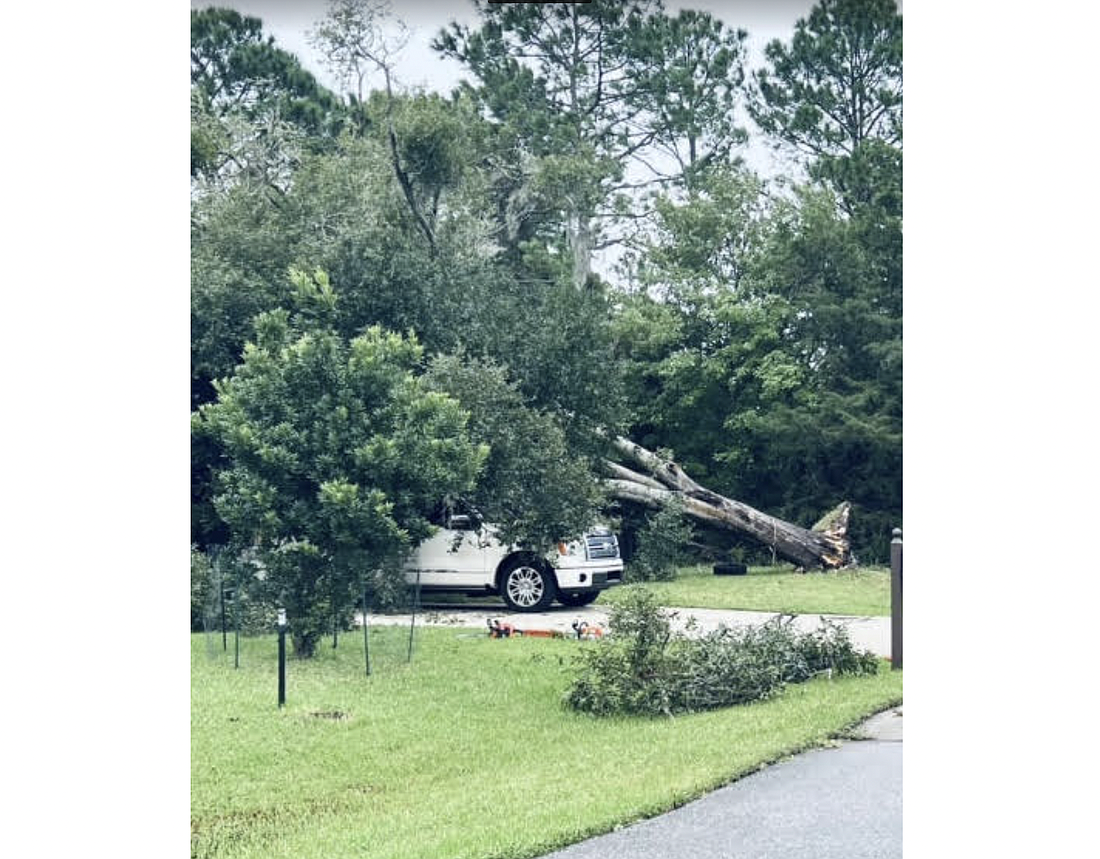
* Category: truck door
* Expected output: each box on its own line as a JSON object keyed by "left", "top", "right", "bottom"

{"left": 410, "top": 512, "right": 487, "bottom": 588}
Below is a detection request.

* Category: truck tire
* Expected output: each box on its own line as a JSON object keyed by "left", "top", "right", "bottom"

{"left": 499, "top": 558, "right": 557, "bottom": 612}
{"left": 558, "top": 591, "right": 600, "bottom": 607}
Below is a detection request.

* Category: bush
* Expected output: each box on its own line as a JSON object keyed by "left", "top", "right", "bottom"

{"left": 628, "top": 498, "right": 693, "bottom": 582}
{"left": 565, "top": 590, "right": 878, "bottom": 717}
{"left": 564, "top": 590, "right": 680, "bottom": 716}
{"left": 191, "top": 547, "right": 280, "bottom": 636}
{"left": 795, "top": 617, "right": 881, "bottom": 676}
{"left": 191, "top": 546, "right": 213, "bottom": 632}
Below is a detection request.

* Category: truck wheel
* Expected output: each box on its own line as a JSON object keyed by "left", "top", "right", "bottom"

{"left": 558, "top": 592, "right": 599, "bottom": 607}
{"left": 499, "top": 558, "right": 557, "bottom": 612}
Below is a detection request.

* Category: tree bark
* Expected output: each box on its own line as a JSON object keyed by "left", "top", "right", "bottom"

{"left": 568, "top": 209, "right": 593, "bottom": 290}
{"left": 605, "top": 438, "right": 852, "bottom": 570}
{"left": 292, "top": 629, "right": 318, "bottom": 659}
{"left": 602, "top": 460, "right": 667, "bottom": 491}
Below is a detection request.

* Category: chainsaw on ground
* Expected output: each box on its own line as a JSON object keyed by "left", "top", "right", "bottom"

{"left": 486, "top": 618, "right": 605, "bottom": 640}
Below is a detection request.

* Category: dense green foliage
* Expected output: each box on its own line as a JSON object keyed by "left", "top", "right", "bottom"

{"left": 423, "top": 354, "right": 606, "bottom": 549}
{"left": 191, "top": 7, "right": 345, "bottom": 185}
{"left": 192, "top": 272, "right": 488, "bottom": 655}
{"left": 434, "top": 0, "right": 750, "bottom": 287}
{"left": 627, "top": 498, "right": 694, "bottom": 582}
{"left": 750, "top": 0, "right": 902, "bottom": 159}
{"left": 191, "top": 546, "right": 213, "bottom": 632}
{"left": 566, "top": 590, "right": 878, "bottom": 717}
{"left": 616, "top": 0, "right": 902, "bottom": 560}
{"left": 192, "top": 627, "right": 902, "bottom": 859}
{"left": 617, "top": 173, "right": 901, "bottom": 556}
{"left": 191, "top": 1, "right": 902, "bottom": 628}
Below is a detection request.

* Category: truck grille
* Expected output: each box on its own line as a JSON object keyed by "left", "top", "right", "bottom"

{"left": 585, "top": 534, "right": 619, "bottom": 560}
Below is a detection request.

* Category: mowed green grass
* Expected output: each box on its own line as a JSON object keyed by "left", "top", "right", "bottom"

{"left": 601, "top": 564, "right": 892, "bottom": 617}
{"left": 192, "top": 627, "right": 902, "bottom": 859}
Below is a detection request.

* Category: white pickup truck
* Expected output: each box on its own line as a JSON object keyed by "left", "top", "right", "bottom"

{"left": 403, "top": 506, "right": 623, "bottom": 612}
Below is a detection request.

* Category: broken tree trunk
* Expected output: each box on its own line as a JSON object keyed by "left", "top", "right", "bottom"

{"left": 605, "top": 438, "right": 852, "bottom": 570}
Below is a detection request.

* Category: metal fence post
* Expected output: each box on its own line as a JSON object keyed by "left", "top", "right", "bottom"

{"left": 363, "top": 579, "right": 371, "bottom": 677}
{"left": 890, "top": 528, "right": 903, "bottom": 670}
{"left": 277, "top": 608, "right": 287, "bottom": 708}
{"left": 220, "top": 580, "right": 228, "bottom": 652}
{"left": 407, "top": 568, "right": 422, "bottom": 663}
{"left": 233, "top": 587, "right": 240, "bottom": 669}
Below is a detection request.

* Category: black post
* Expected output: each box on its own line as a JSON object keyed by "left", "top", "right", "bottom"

{"left": 362, "top": 579, "right": 371, "bottom": 677}
{"left": 233, "top": 587, "right": 240, "bottom": 670}
{"left": 407, "top": 569, "right": 421, "bottom": 663}
{"left": 220, "top": 583, "right": 228, "bottom": 652}
{"left": 891, "top": 528, "right": 903, "bottom": 670}
{"left": 332, "top": 580, "right": 339, "bottom": 649}
{"left": 277, "top": 610, "right": 287, "bottom": 708}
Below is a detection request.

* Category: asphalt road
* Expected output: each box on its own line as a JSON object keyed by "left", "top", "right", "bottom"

{"left": 539, "top": 709, "right": 903, "bottom": 859}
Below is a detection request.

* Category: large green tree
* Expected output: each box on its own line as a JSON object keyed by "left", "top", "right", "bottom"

{"left": 750, "top": 0, "right": 902, "bottom": 159}
{"left": 192, "top": 84, "right": 626, "bottom": 415}
{"left": 191, "top": 7, "right": 343, "bottom": 135}
{"left": 624, "top": 9, "right": 748, "bottom": 189}
{"left": 618, "top": 164, "right": 901, "bottom": 560}
{"left": 192, "top": 270, "right": 488, "bottom": 656}
{"left": 434, "top": 0, "right": 748, "bottom": 287}
{"left": 435, "top": 0, "right": 654, "bottom": 288}
{"left": 190, "top": 7, "right": 344, "bottom": 188}
{"left": 750, "top": 0, "right": 902, "bottom": 215}
{"left": 424, "top": 354, "right": 605, "bottom": 551}
{"left": 191, "top": 127, "right": 626, "bottom": 547}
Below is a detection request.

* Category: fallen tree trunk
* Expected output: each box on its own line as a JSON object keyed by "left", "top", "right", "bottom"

{"left": 604, "top": 438, "right": 852, "bottom": 570}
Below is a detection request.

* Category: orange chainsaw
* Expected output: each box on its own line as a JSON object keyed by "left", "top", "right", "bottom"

{"left": 486, "top": 618, "right": 605, "bottom": 640}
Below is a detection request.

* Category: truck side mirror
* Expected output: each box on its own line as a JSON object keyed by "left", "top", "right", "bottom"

{"left": 448, "top": 514, "right": 475, "bottom": 531}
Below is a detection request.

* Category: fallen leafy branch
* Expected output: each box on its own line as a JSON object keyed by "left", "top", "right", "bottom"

{"left": 565, "top": 590, "right": 878, "bottom": 717}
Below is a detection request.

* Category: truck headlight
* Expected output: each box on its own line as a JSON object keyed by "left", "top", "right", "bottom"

{"left": 557, "top": 540, "right": 583, "bottom": 557}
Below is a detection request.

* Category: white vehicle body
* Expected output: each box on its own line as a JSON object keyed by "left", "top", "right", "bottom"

{"left": 403, "top": 511, "right": 623, "bottom": 611}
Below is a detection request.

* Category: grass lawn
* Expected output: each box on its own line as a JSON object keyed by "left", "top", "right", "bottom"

{"left": 192, "top": 626, "right": 902, "bottom": 859}
{"left": 600, "top": 563, "right": 891, "bottom": 617}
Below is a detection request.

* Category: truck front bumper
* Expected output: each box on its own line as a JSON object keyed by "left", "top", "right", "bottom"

{"left": 554, "top": 562, "right": 624, "bottom": 591}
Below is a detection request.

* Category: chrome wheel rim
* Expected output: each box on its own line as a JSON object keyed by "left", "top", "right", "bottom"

{"left": 506, "top": 566, "right": 544, "bottom": 608}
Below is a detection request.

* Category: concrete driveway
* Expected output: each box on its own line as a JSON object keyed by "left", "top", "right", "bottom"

{"left": 368, "top": 601, "right": 891, "bottom": 657}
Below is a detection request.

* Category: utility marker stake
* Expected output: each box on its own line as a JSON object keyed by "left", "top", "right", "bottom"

{"left": 233, "top": 586, "right": 240, "bottom": 669}
{"left": 890, "top": 527, "right": 903, "bottom": 670}
{"left": 219, "top": 565, "right": 227, "bottom": 652}
{"left": 407, "top": 569, "right": 422, "bottom": 663}
{"left": 277, "top": 608, "right": 287, "bottom": 708}
{"left": 363, "top": 579, "right": 371, "bottom": 677}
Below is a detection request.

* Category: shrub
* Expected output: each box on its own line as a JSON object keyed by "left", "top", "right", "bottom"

{"left": 628, "top": 498, "right": 693, "bottom": 582}
{"left": 795, "top": 617, "right": 881, "bottom": 676}
{"left": 191, "top": 547, "right": 280, "bottom": 636}
{"left": 564, "top": 592, "right": 682, "bottom": 717}
{"left": 191, "top": 546, "right": 213, "bottom": 632}
{"left": 565, "top": 591, "right": 879, "bottom": 717}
